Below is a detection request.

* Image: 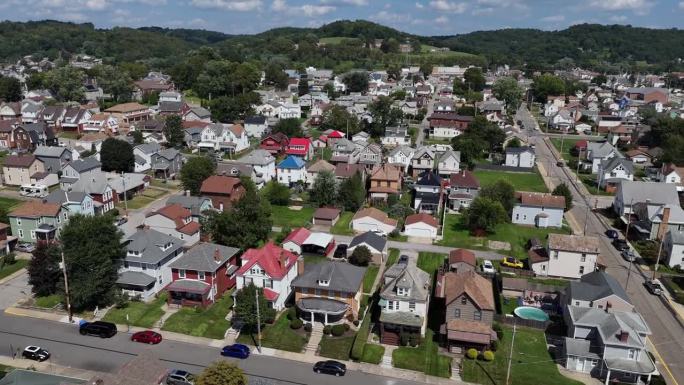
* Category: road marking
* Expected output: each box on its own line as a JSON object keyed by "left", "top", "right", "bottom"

{"left": 649, "top": 339, "right": 680, "bottom": 385}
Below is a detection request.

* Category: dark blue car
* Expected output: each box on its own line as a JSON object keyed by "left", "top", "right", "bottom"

{"left": 221, "top": 344, "right": 250, "bottom": 359}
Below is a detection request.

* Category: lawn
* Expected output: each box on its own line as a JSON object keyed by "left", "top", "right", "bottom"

{"left": 462, "top": 326, "right": 582, "bottom": 385}
{"left": 362, "top": 265, "right": 380, "bottom": 293}
{"left": 270, "top": 205, "right": 314, "bottom": 228}
{"left": 103, "top": 294, "right": 167, "bottom": 328}
{"left": 0, "top": 259, "right": 28, "bottom": 280}
{"left": 34, "top": 294, "right": 63, "bottom": 309}
{"left": 161, "top": 292, "right": 233, "bottom": 339}
{"left": 392, "top": 329, "right": 452, "bottom": 378}
{"left": 550, "top": 137, "right": 583, "bottom": 161}
{"left": 58, "top": 131, "right": 80, "bottom": 139}
{"left": 0, "top": 196, "right": 20, "bottom": 212}
{"left": 438, "top": 214, "right": 570, "bottom": 258}
{"left": 319, "top": 335, "right": 356, "bottom": 360}
{"left": 118, "top": 195, "right": 156, "bottom": 210}
{"left": 303, "top": 254, "right": 327, "bottom": 265}
{"left": 500, "top": 296, "right": 519, "bottom": 315}
{"left": 237, "top": 313, "right": 308, "bottom": 352}
{"left": 386, "top": 248, "right": 400, "bottom": 267}
{"left": 331, "top": 212, "right": 353, "bottom": 235}
{"left": 473, "top": 169, "right": 548, "bottom": 193}
{"left": 579, "top": 175, "right": 613, "bottom": 196}
{"left": 142, "top": 188, "right": 168, "bottom": 198}
{"left": 360, "top": 343, "right": 385, "bottom": 364}
{"left": 417, "top": 252, "right": 446, "bottom": 277}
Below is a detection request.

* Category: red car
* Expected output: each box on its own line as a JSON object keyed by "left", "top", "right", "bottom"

{"left": 131, "top": 330, "right": 162, "bottom": 344}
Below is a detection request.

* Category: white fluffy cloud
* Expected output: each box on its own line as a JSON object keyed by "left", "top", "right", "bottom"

{"left": 541, "top": 14, "right": 565, "bottom": 22}
{"left": 190, "top": 0, "right": 262, "bottom": 11}
{"left": 679, "top": 1, "right": 684, "bottom": 9}
{"left": 300, "top": 4, "right": 335, "bottom": 16}
{"left": 429, "top": 0, "right": 467, "bottom": 13}
{"left": 320, "top": 0, "right": 367, "bottom": 5}
{"left": 587, "top": 0, "right": 652, "bottom": 11}
{"left": 271, "top": 0, "right": 336, "bottom": 17}
{"left": 415, "top": 2, "right": 424, "bottom": 8}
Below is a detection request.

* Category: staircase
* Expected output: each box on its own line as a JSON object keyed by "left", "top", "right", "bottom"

{"left": 381, "top": 354, "right": 393, "bottom": 368}
{"left": 451, "top": 357, "right": 462, "bottom": 381}
{"left": 305, "top": 323, "right": 324, "bottom": 355}
{"left": 381, "top": 331, "right": 400, "bottom": 346}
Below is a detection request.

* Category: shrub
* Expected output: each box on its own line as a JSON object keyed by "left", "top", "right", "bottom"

{"left": 323, "top": 325, "right": 332, "bottom": 335}
{"left": 304, "top": 323, "right": 312, "bottom": 332}
{"left": 290, "top": 319, "right": 303, "bottom": 329}
{"left": 400, "top": 333, "right": 409, "bottom": 346}
{"left": 492, "top": 323, "right": 503, "bottom": 339}
{"left": 483, "top": 350, "right": 495, "bottom": 361}
{"left": 3, "top": 252, "right": 16, "bottom": 265}
{"left": 490, "top": 340, "right": 499, "bottom": 352}
{"left": 331, "top": 324, "right": 346, "bottom": 336}
{"left": 466, "top": 348, "right": 478, "bottom": 360}
{"left": 286, "top": 307, "right": 297, "bottom": 320}
{"left": 350, "top": 317, "right": 370, "bottom": 361}
{"left": 343, "top": 323, "right": 350, "bottom": 331}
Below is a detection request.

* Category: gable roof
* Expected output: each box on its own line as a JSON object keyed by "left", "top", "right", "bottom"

{"left": 45, "top": 189, "right": 88, "bottom": 205}
{"left": 283, "top": 227, "right": 312, "bottom": 246}
{"left": 166, "top": 195, "right": 212, "bottom": 216}
{"left": 237, "top": 241, "right": 298, "bottom": 279}
{"left": 105, "top": 102, "right": 148, "bottom": 113}
{"left": 314, "top": 207, "right": 340, "bottom": 220}
{"left": 370, "top": 164, "right": 401, "bottom": 181}
{"left": 352, "top": 207, "right": 398, "bottom": 227}
{"left": 617, "top": 181, "right": 679, "bottom": 207}
{"left": 548, "top": 234, "right": 600, "bottom": 254}
{"left": 449, "top": 170, "right": 480, "bottom": 188}
{"left": 3, "top": 154, "right": 38, "bottom": 168}
{"left": 335, "top": 163, "right": 364, "bottom": 178}
{"left": 439, "top": 149, "right": 461, "bottom": 163}
{"left": 33, "top": 146, "right": 69, "bottom": 158}
{"left": 568, "top": 270, "right": 630, "bottom": 304}
{"left": 244, "top": 115, "right": 267, "bottom": 124}
{"left": 440, "top": 270, "right": 494, "bottom": 311}
{"left": 134, "top": 142, "right": 161, "bottom": 155}
{"left": 515, "top": 192, "right": 565, "bottom": 209}
{"left": 600, "top": 157, "right": 634, "bottom": 174}
{"left": 349, "top": 231, "right": 387, "bottom": 252}
{"left": 238, "top": 149, "right": 275, "bottom": 166}
{"left": 381, "top": 263, "right": 430, "bottom": 302}
{"left": 416, "top": 170, "right": 442, "bottom": 187}
{"left": 587, "top": 141, "right": 618, "bottom": 159}
{"left": 277, "top": 155, "right": 305, "bottom": 169}
{"left": 307, "top": 159, "right": 335, "bottom": 173}
{"left": 169, "top": 242, "right": 239, "bottom": 273}
{"left": 10, "top": 200, "right": 61, "bottom": 218}
{"left": 449, "top": 249, "right": 476, "bottom": 267}
{"left": 291, "top": 260, "right": 366, "bottom": 293}
{"left": 66, "top": 157, "right": 101, "bottom": 173}
{"left": 200, "top": 175, "right": 242, "bottom": 195}
{"left": 125, "top": 228, "right": 183, "bottom": 264}
{"left": 405, "top": 213, "right": 438, "bottom": 228}
{"left": 506, "top": 146, "right": 535, "bottom": 155}
{"left": 147, "top": 204, "right": 199, "bottom": 234}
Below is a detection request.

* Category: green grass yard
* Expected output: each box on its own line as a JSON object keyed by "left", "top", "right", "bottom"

{"left": 392, "top": 329, "right": 451, "bottom": 378}
{"left": 0, "top": 196, "right": 21, "bottom": 212}
{"left": 439, "top": 214, "right": 570, "bottom": 258}
{"left": 33, "top": 294, "right": 63, "bottom": 309}
{"left": 331, "top": 212, "right": 353, "bottom": 235}
{"left": 103, "top": 294, "right": 167, "bottom": 328}
{"left": 0, "top": 259, "right": 28, "bottom": 280}
{"left": 360, "top": 343, "right": 385, "bottom": 364}
{"left": 270, "top": 205, "right": 314, "bottom": 228}
{"left": 386, "top": 248, "right": 400, "bottom": 267}
{"left": 161, "top": 292, "right": 233, "bottom": 339}
{"left": 237, "top": 313, "right": 308, "bottom": 353}
{"left": 462, "top": 326, "right": 582, "bottom": 385}
{"left": 319, "top": 335, "right": 356, "bottom": 360}
{"left": 473, "top": 169, "right": 548, "bottom": 193}
{"left": 550, "top": 137, "right": 583, "bottom": 161}
{"left": 362, "top": 265, "right": 380, "bottom": 293}
{"left": 417, "top": 252, "right": 446, "bottom": 278}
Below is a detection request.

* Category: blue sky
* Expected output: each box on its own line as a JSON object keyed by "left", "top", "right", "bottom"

{"left": 0, "top": 0, "right": 682, "bottom": 35}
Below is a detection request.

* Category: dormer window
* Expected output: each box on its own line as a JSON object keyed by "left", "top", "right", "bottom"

{"left": 318, "top": 279, "right": 330, "bottom": 287}
{"left": 397, "top": 287, "right": 410, "bottom": 296}
{"left": 127, "top": 250, "right": 140, "bottom": 257}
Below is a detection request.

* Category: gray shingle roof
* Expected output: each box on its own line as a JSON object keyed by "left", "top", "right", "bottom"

{"left": 33, "top": 145, "right": 68, "bottom": 158}
{"left": 292, "top": 260, "right": 366, "bottom": 293}
{"left": 600, "top": 157, "right": 634, "bottom": 174}
{"left": 568, "top": 271, "right": 630, "bottom": 303}
{"left": 117, "top": 271, "right": 156, "bottom": 287}
{"left": 617, "top": 181, "right": 679, "bottom": 207}
{"left": 125, "top": 229, "right": 183, "bottom": 264}
{"left": 45, "top": 189, "right": 88, "bottom": 205}
{"left": 587, "top": 141, "right": 618, "bottom": 159}
{"left": 169, "top": 242, "right": 238, "bottom": 273}
{"left": 134, "top": 142, "right": 161, "bottom": 155}
{"left": 156, "top": 148, "right": 180, "bottom": 161}
{"left": 506, "top": 146, "right": 534, "bottom": 155}
{"left": 380, "top": 264, "right": 430, "bottom": 302}
{"left": 67, "top": 157, "right": 101, "bottom": 173}
{"left": 238, "top": 149, "right": 275, "bottom": 166}
{"left": 567, "top": 305, "right": 650, "bottom": 348}
{"left": 166, "top": 195, "right": 212, "bottom": 216}
{"left": 349, "top": 231, "right": 387, "bottom": 253}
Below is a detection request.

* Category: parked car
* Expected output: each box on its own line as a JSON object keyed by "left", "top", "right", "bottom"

{"left": 22, "top": 346, "right": 50, "bottom": 361}
{"left": 370, "top": 229, "right": 388, "bottom": 237}
{"left": 621, "top": 249, "right": 636, "bottom": 262}
{"left": 333, "top": 244, "right": 348, "bottom": 259}
{"left": 167, "top": 369, "right": 195, "bottom": 385}
{"left": 612, "top": 238, "right": 629, "bottom": 251}
{"left": 481, "top": 260, "right": 496, "bottom": 274}
{"left": 313, "top": 360, "right": 346, "bottom": 376}
{"left": 556, "top": 161, "right": 565, "bottom": 167}
{"left": 398, "top": 254, "right": 409, "bottom": 265}
{"left": 220, "top": 344, "right": 250, "bottom": 359}
{"left": 16, "top": 243, "right": 35, "bottom": 253}
{"left": 605, "top": 229, "right": 619, "bottom": 239}
{"left": 79, "top": 321, "right": 117, "bottom": 338}
{"left": 131, "top": 330, "right": 162, "bottom": 344}
{"left": 114, "top": 216, "right": 128, "bottom": 226}
{"left": 501, "top": 257, "right": 523, "bottom": 269}
{"left": 644, "top": 279, "right": 664, "bottom": 296}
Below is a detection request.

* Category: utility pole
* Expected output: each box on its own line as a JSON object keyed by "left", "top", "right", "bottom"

{"left": 255, "top": 288, "right": 262, "bottom": 353}
{"left": 583, "top": 204, "right": 590, "bottom": 236}
{"left": 506, "top": 319, "right": 517, "bottom": 385}
{"left": 653, "top": 233, "right": 665, "bottom": 281}
{"left": 121, "top": 172, "right": 128, "bottom": 215}
{"left": 60, "top": 251, "right": 73, "bottom": 323}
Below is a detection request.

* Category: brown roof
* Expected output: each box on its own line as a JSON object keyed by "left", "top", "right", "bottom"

{"left": 528, "top": 247, "right": 549, "bottom": 264}
{"left": 449, "top": 170, "right": 480, "bottom": 188}
{"left": 446, "top": 319, "right": 496, "bottom": 345}
{"left": 4, "top": 154, "right": 38, "bottom": 168}
{"left": 626, "top": 149, "right": 651, "bottom": 159}
{"left": 441, "top": 270, "right": 494, "bottom": 311}
{"left": 335, "top": 163, "right": 364, "bottom": 178}
{"left": 405, "top": 213, "right": 438, "bottom": 228}
{"left": 548, "top": 233, "right": 600, "bottom": 254}
{"left": 200, "top": 175, "right": 243, "bottom": 195}
{"left": 314, "top": 207, "right": 341, "bottom": 220}
{"left": 10, "top": 200, "right": 61, "bottom": 218}
{"left": 0, "top": 119, "right": 18, "bottom": 133}
{"left": 229, "top": 124, "right": 245, "bottom": 136}
{"left": 353, "top": 207, "right": 398, "bottom": 227}
{"left": 105, "top": 102, "right": 148, "bottom": 113}
{"left": 449, "top": 249, "right": 476, "bottom": 267}
{"left": 370, "top": 164, "right": 401, "bottom": 181}
{"left": 134, "top": 79, "right": 174, "bottom": 92}
{"left": 516, "top": 192, "right": 565, "bottom": 209}
{"left": 148, "top": 204, "right": 194, "bottom": 231}
{"left": 307, "top": 159, "right": 335, "bottom": 173}
{"left": 183, "top": 120, "right": 211, "bottom": 129}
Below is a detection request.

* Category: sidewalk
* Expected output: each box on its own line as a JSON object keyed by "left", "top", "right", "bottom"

{"left": 0, "top": 355, "right": 98, "bottom": 381}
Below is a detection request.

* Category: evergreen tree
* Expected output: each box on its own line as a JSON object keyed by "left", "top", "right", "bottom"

{"left": 100, "top": 138, "right": 134, "bottom": 173}
{"left": 338, "top": 172, "right": 365, "bottom": 211}
{"left": 310, "top": 171, "right": 337, "bottom": 207}
{"left": 552, "top": 183, "right": 574, "bottom": 211}
{"left": 28, "top": 242, "right": 62, "bottom": 297}
{"left": 163, "top": 115, "right": 185, "bottom": 148}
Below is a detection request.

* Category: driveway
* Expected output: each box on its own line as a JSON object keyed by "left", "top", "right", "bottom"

{"left": 0, "top": 270, "right": 31, "bottom": 310}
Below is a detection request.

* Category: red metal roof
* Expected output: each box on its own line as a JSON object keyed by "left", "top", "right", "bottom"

{"left": 283, "top": 227, "right": 311, "bottom": 246}
{"left": 263, "top": 287, "right": 279, "bottom": 301}
{"left": 237, "top": 241, "right": 298, "bottom": 279}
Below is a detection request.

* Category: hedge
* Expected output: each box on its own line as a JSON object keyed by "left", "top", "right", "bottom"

{"left": 331, "top": 324, "right": 346, "bottom": 336}
{"left": 350, "top": 316, "right": 371, "bottom": 360}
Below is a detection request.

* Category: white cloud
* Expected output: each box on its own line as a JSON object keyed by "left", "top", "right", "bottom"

{"left": 271, "top": 1, "right": 336, "bottom": 17}
{"left": 429, "top": 0, "right": 467, "bottom": 13}
{"left": 587, "top": 0, "right": 652, "bottom": 12}
{"left": 435, "top": 15, "right": 449, "bottom": 24}
{"left": 415, "top": 2, "right": 424, "bottom": 8}
{"left": 190, "top": 0, "right": 262, "bottom": 11}
{"left": 271, "top": 0, "right": 285, "bottom": 11}
{"left": 541, "top": 14, "right": 565, "bottom": 22}
{"left": 371, "top": 10, "right": 410, "bottom": 23}
{"left": 320, "top": 0, "right": 367, "bottom": 5}
{"left": 610, "top": 14, "right": 628, "bottom": 21}
{"left": 300, "top": 4, "right": 335, "bottom": 16}
{"left": 471, "top": 7, "right": 493, "bottom": 15}
{"left": 679, "top": 1, "right": 684, "bottom": 9}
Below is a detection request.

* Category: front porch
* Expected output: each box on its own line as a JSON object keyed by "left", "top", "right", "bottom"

{"left": 116, "top": 271, "right": 157, "bottom": 301}
{"left": 379, "top": 311, "right": 424, "bottom": 346}
{"left": 442, "top": 319, "right": 497, "bottom": 354}
{"left": 35, "top": 224, "right": 57, "bottom": 243}
{"left": 166, "top": 279, "right": 213, "bottom": 308}
{"left": 296, "top": 297, "right": 348, "bottom": 325}
{"left": 600, "top": 355, "right": 658, "bottom": 385}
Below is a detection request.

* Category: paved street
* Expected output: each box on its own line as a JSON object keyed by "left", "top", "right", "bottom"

{"left": 518, "top": 106, "right": 684, "bottom": 384}
{"left": 0, "top": 271, "right": 30, "bottom": 310}
{"left": 0, "top": 313, "right": 431, "bottom": 385}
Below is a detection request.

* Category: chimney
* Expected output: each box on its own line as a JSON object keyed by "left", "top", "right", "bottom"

{"left": 657, "top": 206, "right": 671, "bottom": 240}
{"left": 297, "top": 256, "right": 305, "bottom": 275}
{"left": 619, "top": 330, "right": 629, "bottom": 343}
{"left": 213, "top": 248, "right": 221, "bottom": 262}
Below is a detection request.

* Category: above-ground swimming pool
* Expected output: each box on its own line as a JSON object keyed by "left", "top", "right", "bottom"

{"left": 514, "top": 306, "right": 550, "bottom": 322}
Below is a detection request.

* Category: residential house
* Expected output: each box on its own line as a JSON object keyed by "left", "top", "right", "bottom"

{"left": 587, "top": 142, "right": 620, "bottom": 174}
{"left": 286, "top": 138, "right": 314, "bottom": 160}
{"left": 606, "top": 125, "right": 634, "bottom": 147}
{"left": 632, "top": 203, "right": 684, "bottom": 241}
{"left": 82, "top": 113, "right": 119, "bottom": 134}
{"left": 291, "top": 260, "right": 366, "bottom": 324}
{"left": 277, "top": 155, "right": 307, "bottom": 186}
{"left": 529, "top": 234, "right": 600, "bottom": 279}
{"left": 146, "top": 204, "right": 201, "bottom": 247}
{"left": 550, "top": 109, "right": 575, "bottom": 130}
{"left": 0, "top": 119, "right": 18, "bottom": 148}
{"left": 151, "top": 148, "right": 184, "bottom": 179}
{"left": 613, "top": 181, "right": 680, "bottom": 219}
{"left": 45, "top": 190, "right": 95, "bottom": 217}
{"left": 437, "top": 270, "right": 496, "bottom": 352}
{"left": 21, "top": 101, "right": 44, "bottom": 123}
{"left": 352, "top": 131, "right": 370, "bottom": 144}
{"left": 238, "top": 149, "right": 277, "bottom": 184}
{"left": 0, "top": 102, "right": 21, "bottom": 120}
{"left": 413, "top": 171, "right": 442, "bottom": 214}
{"left": 663, "top": 230, "right": 684, "bottom": 269}
{"left": 624, "top": 87, "right": 668, "bottom": 104}
{"left": 427, "top": 113, "right": 473, "bottom": 139}
{"left": 104, "top": 102, "right": 151, "bottom": 125}
{"left": 382, "top": 125, "right": 411, "bottom": 147}
{"left": 167, "top": 242, "right": 240, "bottom": 307}
{"left": 306, "top": 159, "right": 335, "bottom": 184}
{"left": 16, "top": 122, "right": 57, "bottom": 150}
{"left": 369, "top": 164, "right": 402, "bottom": 201}
{"left": 117, "top": 229, "right": 184, "bottom": 301}
{"left": 447, "top": 249, "right": 476, "bottom": 273}
{"left": 394, "top": 100, "right": 418, "bottom": 116}
{"left": 657, "top": 163, "right": 684, "bottom": 191}
{"left": 334, "top": 163, "right": 365, "bottom": 181}
{"left": 166, "top": 194, "right": 214, "bottom": 220}
{"left": 33, "top": 146, "right": 73, "bottom": 174}
{"left": 236, "top": 241, "right": 299, "bottom": 310}
{"left": 198, "top": 123, "right": 250, "bottom": 155}
{"left": 244, "top": 115, "right": 268, "bottom": 138}
{"left": 379, "top": 263, "right": 431, "bottom": 345}
{"left": 625, "top": 149, "right": 652, "bottom": 165}
{"left": 60, "top": 157, "right": 102, "bottom": 188}
{"left": 447, "top": 170, "right": 480, "bottom": 211}
{"left": 512, "top": 192, "right": 565, "bottom": 228}
{"left": 352, "top": 207, "right": 398, "bottom": 235}
{"left": 404, "top": 213, "right": 438, "bottom": 239}
{"left": 566, "top": 271, "right": 633, "bottom": 312}
{"left": 597, "top": 158, "right": 634, "bottom": 192}
{"left": 132, "top": 143, "right": 161, "bottom": 173}
{"left": 183, "top": 106, "right": 212, "bottom": 122}
{"left": 2, "top": 154, "right": 45, "bottom": 186}
{"left": 357, "top": 143, "right": 382, "bottom": 167}
{"left": 61, "top": 107, "right": 91, "bottom": 132}
{"left": 348, "top": 231, "right": 387, "bottom": 264}
{"left": 199, "top": 175, "right": 246, "bottom": 211}
{"left": 330, "top": 138, "right": 360, "bottom": 164}
{"left": 437, "top": 150, "right": 460, "bottom": 177}
{"left": 505, "top": 146, "right": 536, "bottom": 168}
{"left": 8, "top": 201, "right": 65, "bottom": 243}
{"left": 68, "top": 173, "right": 116, "bottom": 214}
{"left": 313, "top": 207, "right": 341, "bottom": 227}
{"left": 387, "top": 145, "right": 414, "bottom": 173}
{"left": 410, "top": 147, "right": 435, "bottom": 178}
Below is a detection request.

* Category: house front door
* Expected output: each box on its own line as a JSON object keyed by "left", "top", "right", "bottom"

{"left": 575, "top": 357, "right": 584, "bottom": 372}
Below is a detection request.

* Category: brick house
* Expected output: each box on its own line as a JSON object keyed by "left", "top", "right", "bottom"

{"left": 199, "top": 175, "right": 246, "bottom": 211}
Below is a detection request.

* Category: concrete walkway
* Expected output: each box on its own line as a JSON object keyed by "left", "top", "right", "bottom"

{"left": 304, "top": 323, "right": 323, "bottom": 355}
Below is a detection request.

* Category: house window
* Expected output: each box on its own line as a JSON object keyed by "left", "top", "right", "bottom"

{"left": 461, "top": 296, "right": 467, "bottom": 305}
{"left": 63, "top": 212, "right": 68, "bottom": 220}
{"left": 30, "top": 230, "right": 36, "bottom": 240}
{"left": 553, "top": 251, "right": 559, "bottom": 259}
{"left": 179, "top": 269, "right": 186, "bottom": 278}
{"left": 264, "top": 278, "right": 273, "bottom": 289}
{"left": 628, "top": 349, "right": 635, "bottom": 359}
{"left": 474, "top": 310, "right": 482, "bottom": 321}
{"left": 409, "top": 302, "right": 416, "bottom": 312}
{"left": 454, "top": 308, "right": 461, "bottom": 318}
{"left": 579, "top": 266, "right": 585, "bottom": 275}
{"left": 198, "top": 271, "right": 205, "bottom": 280}
{"left": 580, "top": 254, "right": 586, "bottom": 262}
{"left": 575, "top": 301, "right": 580, "bottom": 306}
{"left": 17, "top": 218, "right": 21, "bottom": 226}
{"left": 18, "top": 229, "right": 23, "bottom": 238}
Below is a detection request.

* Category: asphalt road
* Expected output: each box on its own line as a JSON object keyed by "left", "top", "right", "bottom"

{"left": 519, "top": 106, "right": 684, "bottom": 384}
{"left": 0, "top": 313, "right": 428, "bottom": 385}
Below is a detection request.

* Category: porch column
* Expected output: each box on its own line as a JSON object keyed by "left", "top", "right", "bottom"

{"left": 324, "top": 313, "right": 328, "bottom": 325}
{"left": 311, "top": 311, "right": 314, "bottom": 324}
{"left": 647, "top": 373, "right": 652, "bottom": 385}
{"left": 604, "top": 369, "right": 611, "bottom": 385}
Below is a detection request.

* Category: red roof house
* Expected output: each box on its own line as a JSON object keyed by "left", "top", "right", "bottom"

{"left": 286, "top": 137, "right": 314, "bottom": 160}
{"left": 260, "top": 132, "right": 289, "bottom": 155}
{"left": 236, "top": 241, "right": 299, "bottom": 309}
{"left": 145, "top": 204, "right": 201, "bottom": 246}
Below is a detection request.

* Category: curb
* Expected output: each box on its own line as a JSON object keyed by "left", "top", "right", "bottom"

{"left": 0, "top": 267, "right": 27, "bottom": 285}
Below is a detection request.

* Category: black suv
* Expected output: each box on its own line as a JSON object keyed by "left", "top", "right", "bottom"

{"left": 612, "top": 238, "right": 629, "bottom": 251}
{"left": 333, "top": 244, "right": 348, "bottom": 258}
{"left": 79, "top": 321, "right": 117, "bottom": 338}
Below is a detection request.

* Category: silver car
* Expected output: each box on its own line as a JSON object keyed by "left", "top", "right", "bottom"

{"left": 167, "top": 370, "right": 194, "bottom": 385}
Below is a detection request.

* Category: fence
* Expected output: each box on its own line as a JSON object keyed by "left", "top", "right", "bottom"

{"left": 500, "top": 266, "right": 535, "bottom": 277}
{"left": 494, "top": 314, "right": 551, "bottom": 330}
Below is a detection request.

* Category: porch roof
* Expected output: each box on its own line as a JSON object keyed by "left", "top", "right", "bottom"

{"left": 166, "top": 279, "right": 210, "bottom": 294}
{"left": 297, "top": 297, "right": 348, "bottom": 315}
{"left": 379, "top": 311, "right": 423, "bottom": 327}
{"left": 116, "top": 271, "right": 155, "bottom": 287}
{"left": 604, "top": 355, "right": 656, "bottom": 375}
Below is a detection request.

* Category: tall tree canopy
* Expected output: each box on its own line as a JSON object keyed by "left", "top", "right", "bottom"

{"left": 195, "top": 361, "right": 248, "bottom": 385}
{"left": 369, "top": 96, "right": 403, "bottom": 137}
{"left": 492, "top": 77, "right": 523, "bottom": 111}
{"left": 163, "top": 115, "right": 185, "bottom": 148}
{"left": 100, "top": 138, "right": 134, "bottom": 173}
{"left": 180, "top": 156, "right": 216, "bottom": 195}
{"left": 320, "top": 105, "right": 359, "bottom": 136}
{"left": 531, "top": 73, "right": 565, "bottom": 103}
{"left": 28, "top": 242, "right": 62, "bottom": 297}
{"left": 44, "top": 66, "right": 86, "bottom": 102}
{"left": 310, "top": 171, "right": 337, "bottom": 207}
{"left": 0, "top": 76, "right": 22, "bottom": 102}
{"left": 342, "top": 71, "right": 369, "bottom": 93}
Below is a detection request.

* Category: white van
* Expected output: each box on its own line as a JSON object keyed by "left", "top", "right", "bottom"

{"left": 19, "top": 184, "right": 48, "bottom": 198}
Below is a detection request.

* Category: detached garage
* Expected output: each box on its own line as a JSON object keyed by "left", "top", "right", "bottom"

{"left": 404, "top": 213, "right": 438, "bottom": 239}
{"left": 312, "top": 207, "right": 341, "bottom": 227}
{"left": 351, "top": 207, "right": 398, "bottom": 234}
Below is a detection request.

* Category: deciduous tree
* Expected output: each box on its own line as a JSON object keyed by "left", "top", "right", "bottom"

{"left": 44, "top": 66, "right": 86, "bottom": 102}
{"left": 337, "top": 172, "right": 365, "bottom": 211}
{"left": 310, "top": 171, "right": 337, "bottom": 207}
{"left": 195, "top": 360, "right": 248, "bottom": 385}
{"left": 342, "top": 71, "right": 369, "bottom": 93}
{"left": 349, "top": 245, "right": 372, "bottom": 266}
{"left": 552, "top": 183, "right": 574, "bottom": 211}
{"left": 480, "top": 180, "right": 516, "bottom": 214}
{"left": 163, "top": 115, "right": 185, "bottom": 148}
{"left": 272, "top": 118, "right": 303, "bottom": 137}
{"left": 492, "top": 77, "right": 523, "bottom": 111}
{"left": 465, "top": 197, "right": 508, "bottom": 233}
{"left": 28, "top": 242, "right": 62, "bottom": 297}
{"left": 100, "top": 138, "right": 134, "bottom": 173}
{"left": 261, "top": 180, "right": 290, "bottom": 206}
{"left": 0, "top": 76, "right": 22, "bottom": 102}
{"left": 320, "top": 105, "right": 359, "bottom": 136}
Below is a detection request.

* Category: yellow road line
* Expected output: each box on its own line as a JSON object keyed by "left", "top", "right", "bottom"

{"left": 649, "top": 339, "right": 680, "bottom": 385}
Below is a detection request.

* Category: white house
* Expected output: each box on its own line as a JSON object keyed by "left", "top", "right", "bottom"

{"left": 657, "top": 163, "right": 684, "bottom": 191}
{"left": 133, "top": 143, "right": 161, "bottom": 173}
{"left": 586, "top": 142, "right": 619, "bottom": 174}
{"left": 530, "top": 234, "right": 599, "bottom": 279}
{"left": 505, "top": 146, "right": 536, "bottom": 168}
{"left": 512, "top": 192, "right": 565, "bottom": 228}
{"left": 278, "top": 102, "right": 301, "bottom": 119}
{"left": 437, "top": 150, "right": 460, "bottom": 177}
{"left": 145, "top": 204, "right": 201, "bottom": 247}
{"left": 238, "top": 149, "right": 276, "bottom": 183}
{"left": 379, "top": 263, "right": 431, "bottom": 338}
{"left": 244, "top": 116, "right": 268, "bottom": 138}
{"left": 664, "top": 230, "right": 684, "bottom": 269}
{"left": 387, "top": 145, "right": 414, "bottom": 173}
{"left": 403, "top": 213, "right": 438, "bottom": 239}
{"left": 382, "top": 125, "right": 411, "bottom": 147}
{"left": 543, "top": 102, "right": 559, "bottom": 117}
{"left": 613, "top": 181, "right": 680, "bottom": 219}
{"left": 235, "top": 241, "right": 299, "bottom": 310}
{"left": 352, "top": 207, "right": 398, "bottom": 234}
{"left": 597, "top": 157, "right": 634, "bottom": 190}
{"left": 198, "top": 123, "right": 250, "bottom": 154}
{"left": 276, "top": 155, "right": 307, "bottom": 186}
